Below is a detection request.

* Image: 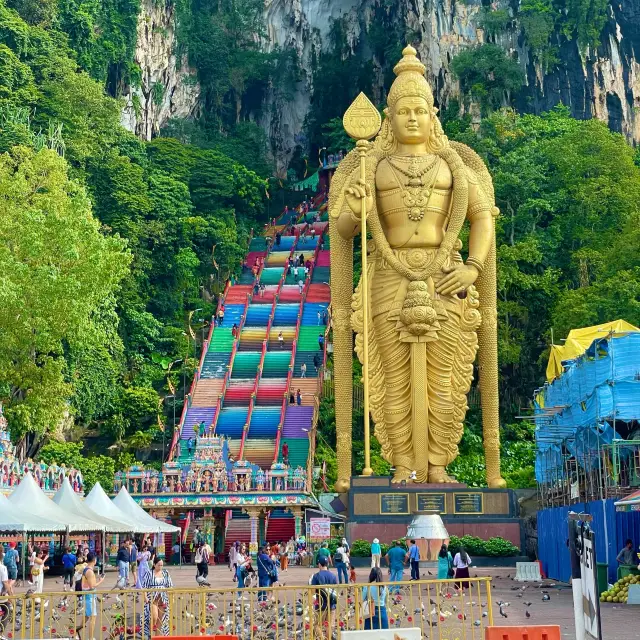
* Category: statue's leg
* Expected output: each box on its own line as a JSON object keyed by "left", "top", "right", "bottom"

{"left": 372, "top": 315, "right": 413, "bottom": 480}
{"left": 426, "top": 309, "right": 470, "bottom": 483}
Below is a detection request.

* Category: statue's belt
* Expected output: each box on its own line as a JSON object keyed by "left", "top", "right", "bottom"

{"left": 370, "top": 247, "right": 462, "bottom": 339}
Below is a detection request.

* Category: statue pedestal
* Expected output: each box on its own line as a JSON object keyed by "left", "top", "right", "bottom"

{"left": 344, "top": 475, "right": 523, "bottom": 554}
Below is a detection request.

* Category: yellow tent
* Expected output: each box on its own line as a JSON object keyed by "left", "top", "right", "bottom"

{"left": 546, "top": 319, "right": 639, "bottom": 382}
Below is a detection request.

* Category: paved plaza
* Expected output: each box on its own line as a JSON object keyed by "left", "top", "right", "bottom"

{"left": 17, "top": 564, "right": 635, "bottom": 639}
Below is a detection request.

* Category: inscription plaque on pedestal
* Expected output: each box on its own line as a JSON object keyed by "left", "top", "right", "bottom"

{"left": 416, "top": 493, "right": 446, "bottom": 514}
{"left": 380, "top": 493, "right": 409, "bottom": 515}
{"left": 454, "top": 492, "right": 484, "bottom": 514}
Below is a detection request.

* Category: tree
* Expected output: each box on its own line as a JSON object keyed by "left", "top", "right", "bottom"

{"left": 451, "top": 44, "right": 524, "bottom": 114}
{"left": 36, "top": 440, "right": 116, "bottom": 490}
{"left": 0, "top": 147, "right": 129, "bottom": 444}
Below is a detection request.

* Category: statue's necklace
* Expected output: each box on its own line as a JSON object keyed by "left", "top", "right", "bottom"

{"left": 388, "top": 155, "right": 441, "bottom": 222}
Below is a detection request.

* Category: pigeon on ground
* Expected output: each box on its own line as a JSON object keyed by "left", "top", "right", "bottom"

{"left": 526, "top": 610, "right": 531, "bottom": 618}
{"left": 499, "top": 605, "right": 508, "bottom": 618}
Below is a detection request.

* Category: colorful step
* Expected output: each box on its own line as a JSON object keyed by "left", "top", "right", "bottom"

{"left": 231, "top": 352, "right": 261, "bottom": 378}
{"left": 216, "top": 407, "right": 248, "bottom": 438}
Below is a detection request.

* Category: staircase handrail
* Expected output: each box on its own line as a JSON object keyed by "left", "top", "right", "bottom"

{"left": 211, "top": 290, "right": 251, "bottom": 435}
{"left": 238, "top": 390, "right": 256, "bottom": 461}
{"left": 242, "top": 289, "right": 278, "bottom": 460}
{"left": 305, "top": 395, "right": 320, "bottom": 493}
{"left": 167, "top": 273, "right": 234, "bottom": 460}
{"left": 272, "top": 285, "right": 305, "bottom": 465}
{"left": 182, "top": 510, "right": 192, "bottom": 546}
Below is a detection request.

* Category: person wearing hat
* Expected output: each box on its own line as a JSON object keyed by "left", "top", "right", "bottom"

{"left": 371, "top": 538, "right": 382, "bottom": 569}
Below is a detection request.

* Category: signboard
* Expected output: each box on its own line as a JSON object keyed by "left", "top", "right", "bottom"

{"left": 417, "top": 493, "right": 446, "bottom": 514}
{"left": 453, "top": 492, "right": 484, "bottom": 514}
{"left": 580, "top": 530, "right": 602, "bottom": 639}
{"left": 380, "top": 493, "right": 409, "bottom": 515}
{"left": 309, "top": 518, "right": 331, "bottom": 539}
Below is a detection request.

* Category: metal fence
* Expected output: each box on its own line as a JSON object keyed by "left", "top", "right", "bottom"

{"left": 0, "top": 578, "right": 494, "bottom": 640}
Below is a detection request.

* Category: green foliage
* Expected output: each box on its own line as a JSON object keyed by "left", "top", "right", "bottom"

{"left": 37, "top": 441, "right": 116, "bottom": 490}
{"left": 518, "top": 0, "right": 609, "bottom": 61}
{"left": 0, "top": 146, "right": 129, "bottom": 440}
{"left": 350, "top": 539, "right": 373, "bottom": 557}
{"left": 558, "top": 0, "right": 609, "bottom": 51}
{"left": 519, "top": 0, "right": 559, "bottom": 69}
{"left": 448, "top": 535, "right": 520, "bottom": 557}
{"left": 451, "top": 44, "right": 525, "bottom": 114}
{"left": 56, "top": 0, "right": 141, "bottom": 90}
{"left": 0, "top": 0, "right": 270, "bottom": 469}
{"left": 479, "top": 9, "right": 512, "bottom": 38}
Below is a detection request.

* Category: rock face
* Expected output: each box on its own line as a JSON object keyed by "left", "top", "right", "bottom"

{"left": 121, "top": 0, "right": 200, "bottom": 140}
{"left": 128, "top": 0, "right": 638, "bottom": 165}
{"left": 259, "top": 0, "right": 639, "bottom": 169}
{"left": 515, "top": 0, "right": 640, "bottom": 143}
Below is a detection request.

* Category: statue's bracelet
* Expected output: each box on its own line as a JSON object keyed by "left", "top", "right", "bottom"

{"left": 466, "top": 257, "right": 484, "bottom": 273}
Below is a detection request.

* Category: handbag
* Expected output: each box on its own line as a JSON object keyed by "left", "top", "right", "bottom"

{"left": 361, "top": 587, "right": 372, "bottom": 617}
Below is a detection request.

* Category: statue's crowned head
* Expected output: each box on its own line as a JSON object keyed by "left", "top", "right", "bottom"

{"left": 383, "top": 45, "right": 446, "bottom": 152}
{"left": 387, "top": 44, "right": 433, "bottom": 112}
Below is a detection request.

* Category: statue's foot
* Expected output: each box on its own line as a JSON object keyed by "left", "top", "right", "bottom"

{"left": 428, "top": 466, "right": 457, "bottom": 483}
{"left": 391, "top": 467, "right": 413, "bottom": 483}
{"left": 488, "top": 476, "right": 507, "bottom": 489}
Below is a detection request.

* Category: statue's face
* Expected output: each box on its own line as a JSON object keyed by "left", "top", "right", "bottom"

{"left": 390, "top": 96, "right": 431, "bottom": 145}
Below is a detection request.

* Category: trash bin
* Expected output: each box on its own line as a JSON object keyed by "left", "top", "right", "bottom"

{"left": 596, "top": 562, "right": 609, "bottom": 596}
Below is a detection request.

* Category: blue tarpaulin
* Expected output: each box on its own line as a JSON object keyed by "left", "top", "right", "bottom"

{"left": 538, "top": 499, "right": 640, "bottom": 583}
{"left": 535, "top": 332, "right": 640, "bottom": 482}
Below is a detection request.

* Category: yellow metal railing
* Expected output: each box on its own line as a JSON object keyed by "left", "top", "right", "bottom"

{"left": 0, "top": 578, "right": 493, "bottom": 640}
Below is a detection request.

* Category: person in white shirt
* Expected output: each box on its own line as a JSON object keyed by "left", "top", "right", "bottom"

{"left": 452, "top": 546, "right": 471, "bottom": 590}
{"left": 0, "top": 550, "right": 9, "bottom": 595}
{"left": 235, "top": 545, "right": 251, "bottom": 595}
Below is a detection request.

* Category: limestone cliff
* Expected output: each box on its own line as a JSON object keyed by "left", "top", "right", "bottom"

{"left": 260, "top": 0, "right": 639, "bottom": 170}
{"left": 127, "top": 0, "right": 638, "bottom": 167}
{"left": 121, "top": 0, "right": 200, "bottom": 140}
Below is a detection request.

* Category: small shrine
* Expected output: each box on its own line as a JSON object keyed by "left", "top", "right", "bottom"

{"left": 114, "top": 465, "right": 160, "bottom": 494}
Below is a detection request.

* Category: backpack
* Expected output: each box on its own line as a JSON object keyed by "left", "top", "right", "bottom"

{"left": 334, "top": 550, "right": 343, "bottom": 563}
{"left": 75, "top": 566, "right": 89, "bottom": 592}
{"left": 201, "top": 547, "right": 210, "bottom": 564}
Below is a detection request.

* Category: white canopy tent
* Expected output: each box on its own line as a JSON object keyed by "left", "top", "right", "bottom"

{"left": 112, "top": 487, "right": 180, "bottom": 534}
{"left": 8, "top": 473, "right": 104, "bottom": 532}
{"left": 84, "top": 482, "right": 149, "bottom": 533}
{"left": 0, "top": 493, "right": 66, "bottom": 532}
{"left": 52, "top": 478, "right": 135, "bottom": 533}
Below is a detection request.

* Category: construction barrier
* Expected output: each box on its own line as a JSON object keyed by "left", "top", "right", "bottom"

{"left": 0, "top": 577, "right": 494, "bottom": 640}
{"left": 485, "top": 626, "right": 561, "bottom": 640}
{"left": 514, "top": 562, "right": 543, "bottom": 582}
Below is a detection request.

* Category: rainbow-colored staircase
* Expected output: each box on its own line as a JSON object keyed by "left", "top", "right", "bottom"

{"left": 169, "top": 195, "right": 330, "bottom": 550}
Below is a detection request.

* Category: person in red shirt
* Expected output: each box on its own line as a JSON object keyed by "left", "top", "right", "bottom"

{"left": 282, "top": 442, "right": 289, "bottom": 465}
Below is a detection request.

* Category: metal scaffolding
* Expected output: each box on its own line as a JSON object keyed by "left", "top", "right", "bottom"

{"left": 534, "top": 329, "right": 640, "bottom": 509}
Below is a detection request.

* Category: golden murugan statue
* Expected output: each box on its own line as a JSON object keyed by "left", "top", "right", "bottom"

{"left": 329, "top": 46, "right": 505, "bottom": 490}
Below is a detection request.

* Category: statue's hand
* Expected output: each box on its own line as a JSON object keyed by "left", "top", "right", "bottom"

{"left": 345, "top": 179, "right": 373, "bottom": 219}
{"left": 436, "top": 264, "right": 479, "bottom": 296}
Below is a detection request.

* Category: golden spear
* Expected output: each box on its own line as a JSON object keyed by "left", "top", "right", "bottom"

{"left": 343, "top": 93, "right": 382, "bottom": 477}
